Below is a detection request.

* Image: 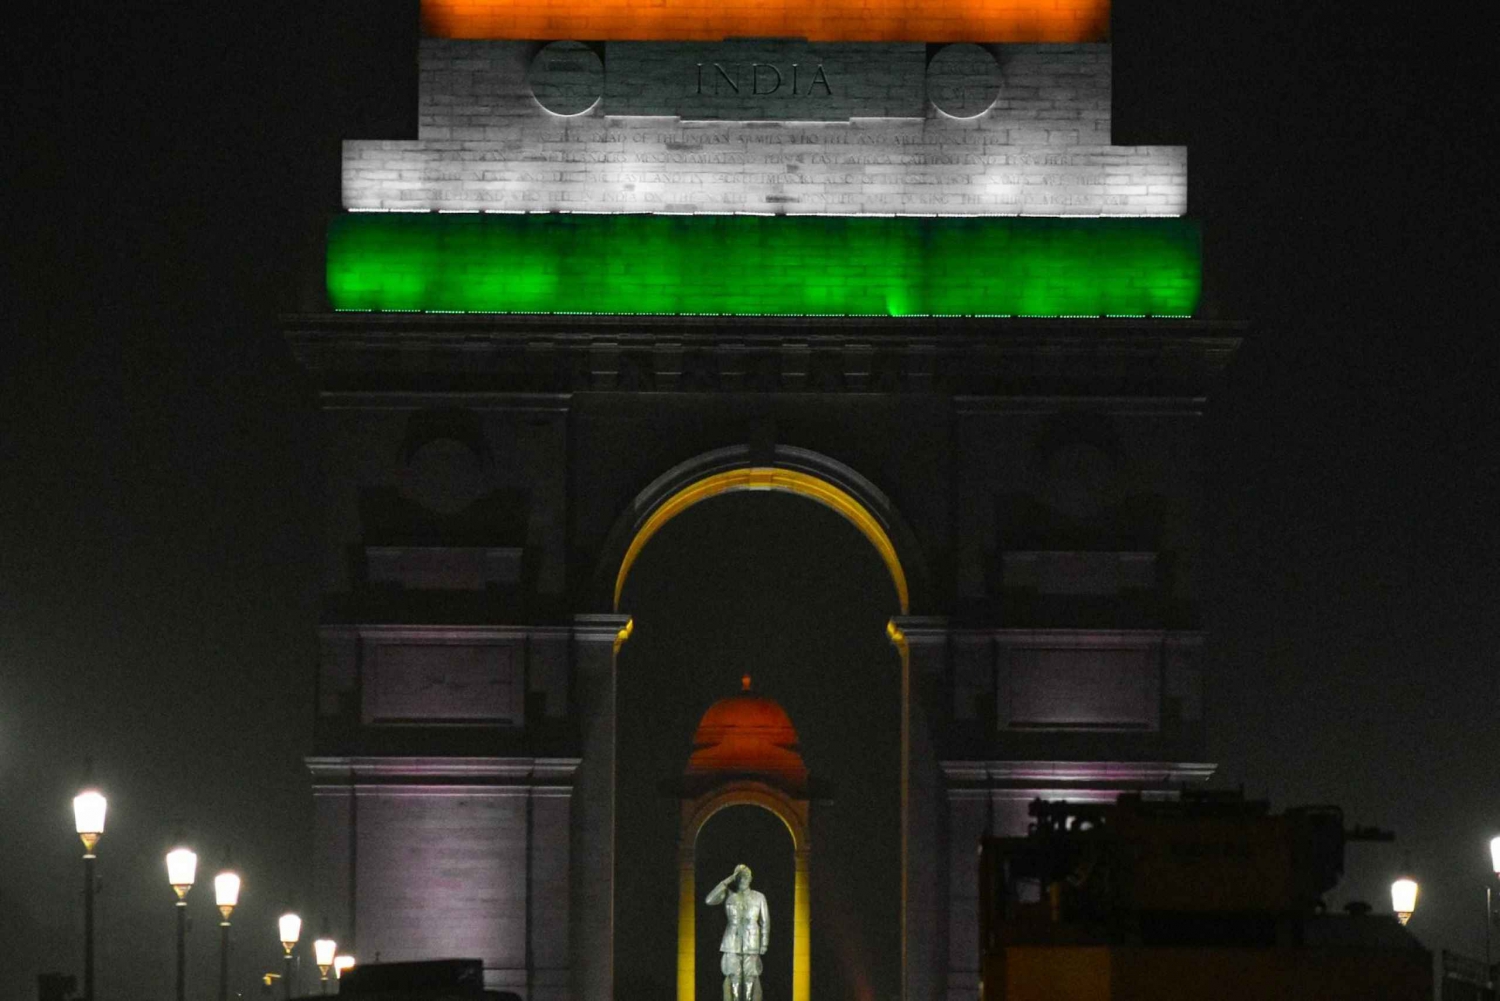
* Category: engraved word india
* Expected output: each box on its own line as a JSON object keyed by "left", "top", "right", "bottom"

{"left": 695, "top": 62, "right": 833, "bottom": 98}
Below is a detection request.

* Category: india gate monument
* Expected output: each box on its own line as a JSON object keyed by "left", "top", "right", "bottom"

{"left": 292, "top": 0, "right": 1234, "bottom": 997}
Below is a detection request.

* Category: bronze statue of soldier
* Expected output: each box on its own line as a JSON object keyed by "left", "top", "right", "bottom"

{"left": 706, "top": 863, "right": 770, "bottom": 1001}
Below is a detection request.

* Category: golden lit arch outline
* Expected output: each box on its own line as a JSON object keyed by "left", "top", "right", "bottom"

{"left": 603, "top": 449, "right": 920, "bottom": 999}
{"left": 613, "top": 466, "right": 910, "bottom": 615}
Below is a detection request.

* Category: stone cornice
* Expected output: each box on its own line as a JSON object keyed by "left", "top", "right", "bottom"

{"left": 306, "top": 755, "right": 581, "bottom": 789}
{"left": 283, "top": 312, "right": 1244, "bottom": 397}
{"left": 940, "top": 759, "right": 1217, "bottom": 787}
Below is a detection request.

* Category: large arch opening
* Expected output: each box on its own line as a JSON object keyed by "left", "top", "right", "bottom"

{"left": 594, "top": 444, "right": 929, "bottom": 616}
{"left": 612, "top": 486, "right": 905, "bottom": 1001}
{"left": 613, "top": 465, "right": 910, "bottom": 615}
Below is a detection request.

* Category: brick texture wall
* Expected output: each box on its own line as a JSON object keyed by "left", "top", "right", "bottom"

{"left": 356, "top": 792, "right": 529, "bottom": 972}
{"left": 340, "top": 41, "right": 1186, "bottom": 216}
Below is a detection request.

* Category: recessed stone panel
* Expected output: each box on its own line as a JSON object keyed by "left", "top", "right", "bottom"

{"left": 997, "top": 639, "right": 1161, "bottom": 730}
{"left": 1000, "top": 551, "right": 1157, "bottom": 595}
{"left": 364, "top": 640, "right": 523, "bottom": 724}
{"left": 604, "top": 41, "right": 925, "bottom": 121}
{"left": 365, "top": 546, "right": 524, "bottom": 590}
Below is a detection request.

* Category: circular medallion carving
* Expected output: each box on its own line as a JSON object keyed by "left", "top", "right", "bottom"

{"left": 528, "top": 41, "right": 604, "bottom": 117}
{"left": 1040, "top": 443, "right": 1119, "bottom": 520}
{"left": 926, "top": 44, "right": 1001, "bottom": 119}
{"left": 400, "top": 437, "right": 485, "bottom": 515}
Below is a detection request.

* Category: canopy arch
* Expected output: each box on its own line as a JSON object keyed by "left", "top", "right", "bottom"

{"left": 679, "top": 782, "right": 812, "bottom": 1001}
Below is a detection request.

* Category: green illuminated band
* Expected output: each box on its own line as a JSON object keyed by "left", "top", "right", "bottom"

{"left": 327, "top": 213, "right": 1200, "bottom": 317}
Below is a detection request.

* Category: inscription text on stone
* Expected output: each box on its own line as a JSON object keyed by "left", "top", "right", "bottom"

{"left": 695, "top": 62, "right": 832, "bottom": 98}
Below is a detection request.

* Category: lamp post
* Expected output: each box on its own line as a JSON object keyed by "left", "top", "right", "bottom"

{"left": 1487, "top": 835, "right": 1500, "bottom": 990}
{"left": 333, "top": 954, "right": 356, "bottom": 981}
{"left": 1390, "top": 874, "right": 1419, "bottom": 926}
{"left": 279, "top": 912, "right": 302, "bottom": 1000}
{"left": 72, "top": 789, "right": 106, "bottom": 1001}
{"left": 214, "top": 865, "right": 241, "bottom": 1001}
{"left": 165, "top": 845, "right": 197, "bottom": 1001}
{"left": 313, "top": 931, "right": 337, "bottom": 993}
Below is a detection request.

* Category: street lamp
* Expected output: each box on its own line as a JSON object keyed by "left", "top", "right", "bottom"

{"left": 214, "top": 864, "right": 241, "bottom": 1001}
{"left": 1390, "top": 874, "right": 1419, "bottom": 926}
{"left": 1486, "top": 835, "right": 1500, "bottom": 989}
{"left": 333, "top": 954, "right": 356, "bottom": 980}
{"left": 279, "top": 913, "right": 302, "bottom": 1001}
{"left": 165, "top": 844, "right": 197, "bottom": 1001}
{"left": 72, "top": 788, "right": 106, "bottom": 1001}
{"left": 313, "top": 931, "right": 337, "bottom": 993}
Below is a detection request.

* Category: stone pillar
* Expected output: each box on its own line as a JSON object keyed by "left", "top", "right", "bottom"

{"left": 942, "top": 783, "right": 991, "bottom": 1001}
{"left": 530, "top": 783, "right": 575, "bottom": 1001}
{"left": 677, "top": 842, "right": 696, "bottom": 1001}
{"left": 793, "top": 846, "right": 811, "bottom": 1001}
{"left": 571, "top": 614, "right": 631, "bottom": 1000}
{"left": 890, "top": 616, "right": 950, "bottom": 1001}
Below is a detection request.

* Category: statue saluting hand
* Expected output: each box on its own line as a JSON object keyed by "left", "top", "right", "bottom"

{"left": 706, "top": 863, "right": 769, "bottom": 1001}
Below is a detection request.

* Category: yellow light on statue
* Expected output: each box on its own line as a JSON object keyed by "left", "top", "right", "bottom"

{"left": 1391, "top": 876, "right": 1419, "bottom": 925}
{"left": 279, "top": 912, "right": 302, "bottom": 955}
{"left": 166, "top": 846, "right": 197, "bottom": 899}
{"left": 73, "top": 790, "right": 107, "bottom": 852}
{"left": 333, "top": 955, "right": 356, "bottom": 978}
{"left": 214, "top": 869, "right": 241, "bottom": 919}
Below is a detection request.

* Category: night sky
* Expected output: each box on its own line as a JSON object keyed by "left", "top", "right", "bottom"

{"left": 6, "top": 2, "right": 1495, "bottom": 998}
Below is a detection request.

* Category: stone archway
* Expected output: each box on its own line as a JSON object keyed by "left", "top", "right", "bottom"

{"left": 599, "top": 445, "right": 926, "bottom": 1000}
{"left": 679, "top": 783, "right": 811, "bottom": 1001}
{"left": 594, "top": 443, "right": 930, "bottom": 616}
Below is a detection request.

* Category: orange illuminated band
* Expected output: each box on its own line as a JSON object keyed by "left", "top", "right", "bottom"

{"left": 422, "top": 0, "right": 1109, "bottom": 43}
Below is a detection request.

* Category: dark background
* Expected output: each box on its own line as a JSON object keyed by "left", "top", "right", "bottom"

{"left": 5, "top": 1, "right": 1495, "bottom": 998}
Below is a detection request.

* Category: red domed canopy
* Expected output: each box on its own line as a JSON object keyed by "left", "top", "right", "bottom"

{"left": 687, "top": 675, "right": 809, "bottom": 789}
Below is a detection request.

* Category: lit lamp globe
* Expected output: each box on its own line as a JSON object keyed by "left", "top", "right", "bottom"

{"left": 214, "top": 869, "right": 241, "bottom": 922}
{"left": 73, "top": 790, "right": 107, "bottom": 853}
{"left": 279, "top": 913, "right": 302, "bottom": 956}
{"left": 166, "top": 846, "right": 198, "bottom": 900}
{"left": 1490, "top": 835, "right": 1500, "bottom": 877}
{"left": 314, "top": 935, "right": 338, "bottom": 981}
{"left": 1391, "top": 876, "right": 1419, "bottom": 926}
{"left": 333, "top": 955, "right": 356, "bottom": 979}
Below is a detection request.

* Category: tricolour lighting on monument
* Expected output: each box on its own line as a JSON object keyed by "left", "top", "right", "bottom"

{"left": 166, "top": 846, "right": 198, "bottom": 898}
{"left": 327, "top": 213, "right": 1201, "bottom": 318}
{"left": 73, "top": 790, "right": 107, "bottom": 851}
{"left": 419, "top": 0, "right": 1111, "bottom": 42}
{"left": 1390, "top": 876, "right": 1419, "bottom": 925}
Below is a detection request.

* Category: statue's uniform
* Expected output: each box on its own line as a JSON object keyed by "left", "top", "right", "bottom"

{"left": 719, "top": 889, "right": 769, "bottom": 979}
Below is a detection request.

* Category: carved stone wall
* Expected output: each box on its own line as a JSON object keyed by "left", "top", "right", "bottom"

{"left": 341, "top": 41, "right": 1185, "bottom": 216}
